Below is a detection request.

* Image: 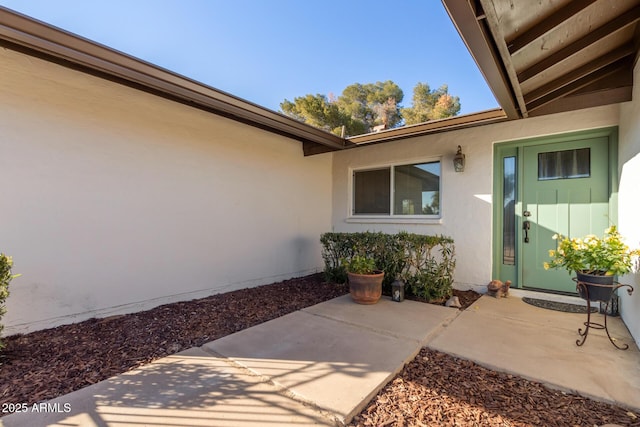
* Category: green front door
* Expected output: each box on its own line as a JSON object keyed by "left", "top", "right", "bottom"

{"left": 521, "top": 137, "right": 610, "bottom": 293}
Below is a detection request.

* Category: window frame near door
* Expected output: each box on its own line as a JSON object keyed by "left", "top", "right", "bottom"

{"left": 493, "top": 146, "right": 519, "bottom": 285}
{"left": 348, "top": 158, "right": 443, "bottom": 224}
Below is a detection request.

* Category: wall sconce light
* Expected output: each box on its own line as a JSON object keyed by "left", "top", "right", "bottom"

{"left": 453, "top": 145, "right": 465, "bottom": 172}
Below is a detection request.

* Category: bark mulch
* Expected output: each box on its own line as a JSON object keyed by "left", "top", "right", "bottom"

{"left": 349, "top": 348, "right": 640, "bottom": 427}
{"left": 1, "top": 274, "right": 638, "bottom": 426}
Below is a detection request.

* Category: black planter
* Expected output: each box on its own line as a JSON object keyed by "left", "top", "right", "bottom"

{"left": 576, "top": 271, "right": 615, "bottom": 302}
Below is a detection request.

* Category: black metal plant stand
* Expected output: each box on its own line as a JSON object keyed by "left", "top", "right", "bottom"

{"left": 573, "top": 278, "right": 634, "bottom": 350}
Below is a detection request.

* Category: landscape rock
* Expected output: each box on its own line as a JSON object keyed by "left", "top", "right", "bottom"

{"left": 445, "top": 296, "right": 462, "bottom": 308}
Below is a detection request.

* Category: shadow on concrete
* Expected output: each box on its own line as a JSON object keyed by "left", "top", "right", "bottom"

{"left": 1, "top": 348, "right": 336, "bottom": 427}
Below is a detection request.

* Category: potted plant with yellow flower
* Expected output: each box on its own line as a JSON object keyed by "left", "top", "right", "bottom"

{"left": 544, "top": 226, "right": 639, "bottom": 302}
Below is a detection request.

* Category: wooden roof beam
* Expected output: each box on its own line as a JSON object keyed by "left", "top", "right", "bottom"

{"left": 523, "top": 43, "right": 636, "bottom": 104}
{"left": 507, "top": 0, "right": 597, "bottom": 54}
{"left": 441, "top": 0, "right": 520, "bottom": 118}
{"left": 518, "top": 5, "right": 640, "bottom": 83}
{"left": 528, "top": 85, "right": 632, "bottom": 117}
{"left": 526, "top": 59, "right": 630, "bottom": 112}
{"left": 478, "top": 0, "right": 529, "bottom": 117}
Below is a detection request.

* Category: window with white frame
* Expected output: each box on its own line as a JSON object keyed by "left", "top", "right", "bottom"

{"left": 352, "top": 161, "right": 441, "bottom": 217}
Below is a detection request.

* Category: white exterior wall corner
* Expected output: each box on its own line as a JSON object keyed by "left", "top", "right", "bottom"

{"left": 0, "top": 48, "right": 332, "bottom": 335}
{"left": 618, "top": 58, "right": 640, "bottom": 348}
{"left": 332, "top": 106, "right": 619, "bottom": 295}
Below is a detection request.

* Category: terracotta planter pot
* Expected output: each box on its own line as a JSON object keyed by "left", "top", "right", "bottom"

{"left": 576, "top": 271, "right": 615, "bottom": 302}
{"left": 347, "top": 271, "right": 384, "bottom": 304}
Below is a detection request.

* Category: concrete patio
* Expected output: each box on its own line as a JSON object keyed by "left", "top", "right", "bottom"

{"left": 1, "top": 293, "right": 638, "bottom": 427}
{"left": 430, "top": 292, "right": 640, "bottom": 410}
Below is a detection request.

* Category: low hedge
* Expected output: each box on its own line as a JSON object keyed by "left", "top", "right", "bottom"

{"left": 320, "top": 231, "right": 456, "bottom": 301}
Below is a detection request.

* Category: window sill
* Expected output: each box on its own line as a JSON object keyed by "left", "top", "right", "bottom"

{"left": 346, "top": 216, "right": 443, "bottom": 225}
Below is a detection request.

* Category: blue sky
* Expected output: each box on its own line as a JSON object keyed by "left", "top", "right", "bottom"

{"left": 0, "top": 0, "right": 498, "bottom": 115}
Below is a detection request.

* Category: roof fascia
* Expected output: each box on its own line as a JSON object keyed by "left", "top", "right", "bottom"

{"left": 347, "top": 109, "right": 508, "bottom": 146}
{"left": 441, "top": 0, "right": 521, "bottom": 119}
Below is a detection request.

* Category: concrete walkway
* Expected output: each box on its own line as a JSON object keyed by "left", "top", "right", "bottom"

{"left": 429, "top": 293, "right": 640, "bottom": 411}
{"left": 2, "top": 294, "right": 639, "bottom": 426}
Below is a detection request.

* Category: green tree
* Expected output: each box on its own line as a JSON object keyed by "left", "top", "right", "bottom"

{"left": 280, "top": 80, "right": 403, "bottom": 137}
{"left": 280, "top": 80, "right": 459, "bottom": 136}
{"left": 422, "top": 191, "right": 440, "bottom": 215}
{"left": 402, "top": 83, "right": 461, "bottom": 125}
{"left": 280, "top": 94, "right": 346, "bottom": 135}
{"left": 336, "top": 80, "right": 404, "bottom": 131}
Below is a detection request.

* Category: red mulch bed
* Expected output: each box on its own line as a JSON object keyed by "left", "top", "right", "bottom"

{"left": 349, "top": 348, "right": 640, "bottom": 427}
{"left": 1, "top": 275, "right": 638, "bottom": 426}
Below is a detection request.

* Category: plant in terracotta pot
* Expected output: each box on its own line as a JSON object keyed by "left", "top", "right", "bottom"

{"left": 544, "top": 226, "right": 639, "bottom": 302}
{"left": 343, "top": 255, "right": 385, "bottom": 305}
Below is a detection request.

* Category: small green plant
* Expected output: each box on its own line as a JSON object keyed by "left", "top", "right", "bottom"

{"left": 343, "top": 255, "right": 377, "bottom": 275}
{"left": 544, "top": 226, "right": 639, "bottom": 276}
{"left": 1, "top": 252, "right": 20, "bottom": 350}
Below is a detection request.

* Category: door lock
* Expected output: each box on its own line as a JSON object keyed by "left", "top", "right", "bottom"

{"left": 523, "top": 220, "right": 531, "bottom": 243}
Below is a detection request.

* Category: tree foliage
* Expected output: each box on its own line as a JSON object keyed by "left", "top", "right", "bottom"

{"left": 336, "top": 81, "right": 404, "bottom": 132}
{"left": 280, "top": 81, "right": 460, "bottom": 137}
{"left": 401, "top": 83, "right": 461, "bottom": 125}
{"left": 280, "top": 94, "right": 347, "bottom": 135}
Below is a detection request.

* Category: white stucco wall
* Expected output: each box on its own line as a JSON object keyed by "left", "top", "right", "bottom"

{"left": 0, "top": 48, "right": 332, "bottom": 335}
{"left": 618, "top": 59, "right": 640, "bottom": 348}
{"left": 332, "top": 106, "right": 620, "bottom": 293}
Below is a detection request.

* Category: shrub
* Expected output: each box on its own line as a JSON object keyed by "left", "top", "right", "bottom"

{"left": 320, "top": 232, "right": 405, "bottom": 288}
{"left": 0, "top": 252, "right": 20, "bottom": 350}
{"left": 320, "top": 232, "right": 455, "bottom": 301}
{"left": 399, "top": 232, "right": 456, "bottom": 301}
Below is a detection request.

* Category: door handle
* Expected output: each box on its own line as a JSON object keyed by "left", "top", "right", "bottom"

{"left": 523, "top": 220, "right": 530, "bottom": 243}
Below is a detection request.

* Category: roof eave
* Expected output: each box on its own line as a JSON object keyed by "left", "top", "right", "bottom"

{"left": 0, "top": 6, "right": 349, "bottom": 154}
{"left": 441, "top": 0, "right": 521, "bottom": 119}
{"left": 348, "top": 108, "right": 508, "bottom": 146}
